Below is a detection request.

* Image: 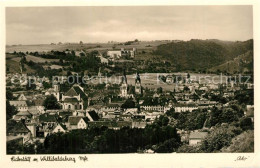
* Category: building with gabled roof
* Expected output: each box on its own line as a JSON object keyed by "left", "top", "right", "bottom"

{"left": 39, "top": 113, "right": 57, "bottom": 123}
{"left": 86, "top": 111, "right": 100, "bottom": 121}
{"left": 13, "top": 110, "right": 32, "bottom": 122}
{"left": 189, "top": 131, "right": 208, "bottom": 146}
{"left": 9, "top": 100, "right": 28, "bottom": 112}
{"left": 174, "top": 103, "right": 198, "bottom": 112}
{"left": 68, "top": 116, "right": 88, "bottom": 130}
{"left": 38, "top": 113, "right": 58, "bottom": 137}
{"left": 61, "top": 84, "right": 88, "bottom": 110}
{"left": 17, "top": 93, "right": 27, "bottom": 101}
{"left": 52, "top": 123, "right": 67, "bottom": 133}
{"left": 8, "top": 121, "right": 32, "bottom": 144}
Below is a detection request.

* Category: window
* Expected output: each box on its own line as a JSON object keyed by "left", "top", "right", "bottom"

{"left": 68, "top": 105, "right": 71, "bottom": 109}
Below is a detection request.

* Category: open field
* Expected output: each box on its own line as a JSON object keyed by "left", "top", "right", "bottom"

{"left": 6, "top": 41, "right": 171, "bottom": 53}
{"left": 6, "top": 59, "right": 35, "bottom": 74}
{"left": 11, "top": 55, "right": 59, "bottom": 63}
{"left": 87, "top": 73, "right": 228, "bottom": 91}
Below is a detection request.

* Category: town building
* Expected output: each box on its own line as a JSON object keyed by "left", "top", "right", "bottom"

{"left": 120, "top": 71, "right": 128, "bottom": 98}
{"left": 9, "top": 100, "right": 28, "bottom": 112}
{"left": 189, "top": 131, "right": 208, "bottom": 146}
{"left": 61, "top": 84, "right": 88, "bottom": 110}
{"left": 68, "top": 116, "right": 88, "bottom": 130}
{"left": 135, "top": 72, "right": 142, "bottom": 94}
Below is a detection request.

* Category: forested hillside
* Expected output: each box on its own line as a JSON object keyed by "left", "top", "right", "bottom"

{"left": 154, "top": 39, "right": 253, "bottom": 72}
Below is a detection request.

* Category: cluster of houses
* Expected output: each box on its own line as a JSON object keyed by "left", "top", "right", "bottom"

{"left": 6, "top": 70, "right": 254, "bottom": 147}
{"left": 107, "top": 48, "right": 136, "bottom": 60}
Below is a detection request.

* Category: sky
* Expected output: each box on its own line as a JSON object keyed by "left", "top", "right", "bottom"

{"left": 6, "top": 6, "right": 253, "bottom": 45}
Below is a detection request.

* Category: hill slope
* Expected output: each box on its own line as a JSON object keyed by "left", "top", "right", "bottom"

{"left": 209, "top": 50, "right": 253, "bottom": 74}
{"left": 154, "top": 39, "right": 253, "bottom": 72}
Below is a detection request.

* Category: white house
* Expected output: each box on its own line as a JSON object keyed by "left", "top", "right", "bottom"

{"left": 189, "top": 131, "right": 208, "bottom": 146}
{"left": 107, "top": 51, "right": 121, "bottom": 59}
{"left": 174, "top": 104, "right": 198, "bottom": 112}
{"left": 68, "top": 116, "right": 88, "bottom": 130}
{"left": 61, "top": 85, "right": 88, "bottom": 110}
{"left": 9, "top": 100, "right": 28, "bottom": 112}
{"left": 52, "top": 123, "right": 67, "bottom": 133}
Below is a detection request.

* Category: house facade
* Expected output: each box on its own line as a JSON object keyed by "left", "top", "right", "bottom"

{"left": 61, "top": 85, "right": 88, "bottom": 110}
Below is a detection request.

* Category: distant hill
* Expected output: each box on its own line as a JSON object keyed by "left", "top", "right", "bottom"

{"left": 209, "top": 50, "right": 253, "bottom": 74}
{"left": 154, "top": 39, "right": 253, "bottom": 72}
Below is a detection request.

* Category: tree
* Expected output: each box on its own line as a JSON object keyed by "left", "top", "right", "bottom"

{"left": 43, "top": 95, "right": 60, "bottom": 110}
{"left": 187, "top": 73, "right": 190, "bottom": 79}
{"left": 221, "top": 130, "right": 254, "bottom": 152}
{"left": 165, "top": 108, "right": 175, "bottom": 117}
{"left": 155, "top": 138, "right": 181, "bottom": 153}
{"left": 200, "top": 125, "right": 242, "bottom": 152}
{"left": 239, "top": 117, "right": 253, "bottom": 130}
{"left": 183, "top": 86, "right": 190, "bottom": 92}
{"left": 220, "top": 108, "right": 239, "bottom": 123}
{"left": 43, "top": 81, "right": 52, "bottom": 89}
{"left": 6, "top": 90, "right": 14, "bottom": 100}
{"left": 67, "top": 71, "right": 72, "bottom": 76}
{"left": 121, "top": 99, "right": 135, "bottom": 109}
{"left": 154, "top": 115, "right": 169, "bottom": 127}
{"left": 6, "top": 100, "right": 17, "bottom": 120}
{"left": 157, "top": 87, "right": 163, "bottom": 94}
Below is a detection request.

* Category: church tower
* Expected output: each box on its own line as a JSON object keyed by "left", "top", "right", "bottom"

{"left": 135, "top": 72, "right": 142, "bottom": 94}
{"left": 120, "top": 70, "right": 128, "bottom": 97}
{"left": 53, "top": 81, "right": 60, "bottom": 101}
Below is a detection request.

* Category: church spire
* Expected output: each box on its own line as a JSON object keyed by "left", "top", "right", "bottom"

{"left": 122, "top": 69, "right": 127, "bottom": 84}
{"left": 135, "top": 71, "right": 141, "bottom": 84}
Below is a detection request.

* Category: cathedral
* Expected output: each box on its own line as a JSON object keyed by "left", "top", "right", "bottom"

{"left": 119, "top": 71, "right": 142, "bottom": 98}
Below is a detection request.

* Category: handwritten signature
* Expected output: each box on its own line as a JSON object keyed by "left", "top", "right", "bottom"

{"left": 235, "top": 156, "right": 249, "bottom": 161}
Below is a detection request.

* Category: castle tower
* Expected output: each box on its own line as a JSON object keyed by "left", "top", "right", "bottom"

{"left": 120, "top": 70, "right": 128, "bottom": 97}
{"left": 135, "top": 72, "right": 141, "bottom": 94}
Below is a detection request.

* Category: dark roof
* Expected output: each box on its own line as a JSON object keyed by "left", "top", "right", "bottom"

{"left": 16, "top": 111, "right": 32, "bottom": 116}
{"left": 175, "top": 103, "right": 198, "bottom": 107}
{"left": 83, "top": 117, "right": 90, "bottom": 123}
{"left": 64, "top": 87, "right": 78, "bottom": 97}
{"left": 7, "top": 136, "right": 23, "bottom": 142}
{"left": 39, "top": 114, "right": 57, "bottom": 122}
{"left": 64, "top": 86, "right": 88, "bottom": 100}
{"left": 58, "top": 123, "right": 67, "bottom": 130}
{"left": 74, "top": 86, "right": 88, "bottom": 100}
{"left": 58, "top": 111, "right": 73, "bottom": 117}
{"left": 88, "top": 111, "right": 100, "bottom": 121}
{"left": 107, "top": 103, "right": 121, "bottom": 108}
{"left": 88, "top": 121, "right": 132, "bottom": 128}
{"left": 9, "top": 122, "right": 30, "bottom": 133}
{"left": 64, "top": 97, "right": 79, "bottom": 102}
{"left": 68, "top": 116, "right": 85, "bottom": 125}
